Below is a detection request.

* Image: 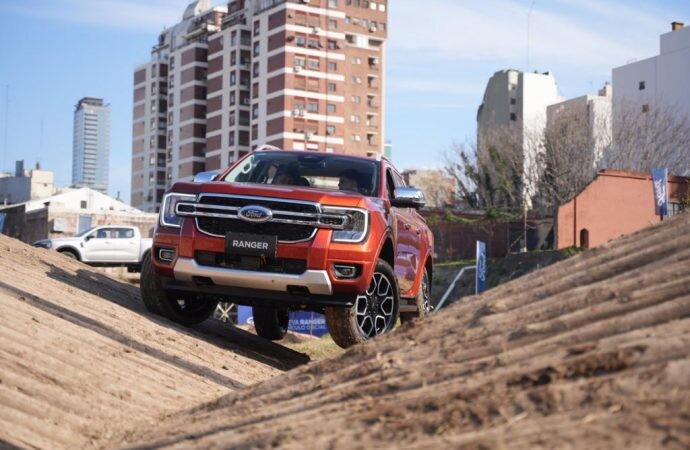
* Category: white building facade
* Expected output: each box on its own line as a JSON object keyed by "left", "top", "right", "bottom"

{"left": 613, "top": 22, "right": 690, "bottom": 122}
{"left": 477, "top": 69, "right": 562, "bottom": 202}
{"left": 72, "top": 97, "right": 110, "bottom": 194}
{"left": 546, "top": 83, "right": 612, "bottom": 165}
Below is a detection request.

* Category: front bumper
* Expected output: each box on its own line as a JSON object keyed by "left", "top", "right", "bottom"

{"left": 173, "top": 257, "right": 333, "bottom": 295}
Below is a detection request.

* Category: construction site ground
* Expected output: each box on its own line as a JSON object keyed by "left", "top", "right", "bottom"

{"left": 1, "top": 212, "right": 689, "bottom": 449}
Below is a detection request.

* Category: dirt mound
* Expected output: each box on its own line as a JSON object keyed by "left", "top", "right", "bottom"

{"left": 123, "top": 212, "right": 690, "bottom": 449}
{"left": 0, "top": 236, "right": 307, "bottom": 449}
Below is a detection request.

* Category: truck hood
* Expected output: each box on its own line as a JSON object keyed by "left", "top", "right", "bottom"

{"left": 174, "top": 181, "right": 369, "bottom": 209}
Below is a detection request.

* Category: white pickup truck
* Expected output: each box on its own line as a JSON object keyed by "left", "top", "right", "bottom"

{"left": 33, "top": 225, "right": 153, "bottom": 272}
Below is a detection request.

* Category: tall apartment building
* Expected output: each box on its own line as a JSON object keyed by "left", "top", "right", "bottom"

{"left": 131, "top": 0, "right": 388, "bottom": 211}
{"left": 477, "top": 69, "right": 562, "bottom": 202}
{"left": 73, "top": 97, "right": 110, "bottom": 194}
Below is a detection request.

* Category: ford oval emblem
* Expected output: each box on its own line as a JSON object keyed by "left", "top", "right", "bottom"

{"left": 238, "top": 205, "right": 273, "bottom": 223}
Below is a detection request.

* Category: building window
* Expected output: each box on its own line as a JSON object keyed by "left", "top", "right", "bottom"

{"left": 510, "top": 98, "right": 516, "bottom": 105}
{"left": 327, "top": 82, "right": 336, "bottom": 92}
{"left": 229, "top": 111, "right": 236, "bottom": 126}
{"left": 327, "top": 125, "right": 336, "bottom": 135}
{"left": 253, "top": 42, "right": 260, "bottom": 56}
{"left": 510, "top": 113, "right": 517, "bottom": 121}
{"left": 294, "top": 56, "right": 306, "bottom": 67}
{"left": 352, "top": 134, "right": 361, "bottom": 142}
{"left": 352, "top": 57, "right": 362, "bottom": 64}
{"left": 350, "top": 114, "right": 360, "bottom": 123}
{"left": 327, "top": 103, "right": 336, "bottom": 113}
{"left": 231, "top": 31, "right": 237, "bottom": 46}
{"left": 230, "top": 72, "right": 236, "bottom": 85}
{"left": 642, "top": 104, "right": 650, "bottom": 113}
{"left": 670, "top": 202, "right": 686, "bottom": 216}
{"left": 230, "top": 51, "right": 236, "bottom": 66}
{"left": 254, "top": 20, "right": 260, "bottom": 36}
{"left": 352, "top": 75, "right": 362, "bottom": 84}
{"left": 328, "top": 0, "right": 337, "bottom": 6}
{"left": 80, "top": 200, "right": 87, "bottom": 209}
{"left": 230, "top": 92, "right": 236, "bottom": 105}
{"left": 639, "top": 81, "right": 646, "bottom": 90}
{"left": 252, "top": 104, "right": 259, "bottom": 119}
{"left": 579, "top": 229, "right": 589, "bottom": 249}
{"left": 328, "top": 61, "right": 337, "bottom": 71}
{"left": 328, "top": 19, "right": 338, "bottom": 30}
{"left": 307, "top": 59, "right": 320, "bottom": 70}
{"left": 352, "top": 95, "right": 361, "bottom": 104}
{"left": 307, "top": 39, "right": 320, "bottom": 49}
{"left": 327, "top": 40, "right": 338, "bottom": 49}
{"left": 296, "top": 36, "right": 306, "bottom": 47}
{"left": 253, "top": 62, "right": 259, "bottom": 77}
{"left": 229, "top": 132, "right": 235, "bottom": 146}
{"left": 307, "top": 102, "right": 319, "bottom": 113}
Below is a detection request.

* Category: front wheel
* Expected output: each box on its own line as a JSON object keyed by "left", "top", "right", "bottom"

{"left": 326, "top": 259, "right": 400, "bottom": 349}
{"left": 252, "top": 306, "right": 289, "bottom": 341}
{"left": 140, "top": 253, "right": 217, "bottom": 326}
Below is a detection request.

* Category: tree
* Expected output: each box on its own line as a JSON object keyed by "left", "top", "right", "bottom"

{"left": 444, "top": 126, "right": 526, "bottom": 212}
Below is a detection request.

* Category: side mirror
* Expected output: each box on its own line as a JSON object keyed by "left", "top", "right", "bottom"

{"left": 391, "top": 187, "right": 426, "bottom": 209}
{"left": 193, "top": 170, "right": 220, "bottom": 183}
{"left": 85, "top": 235, "right": 93, "bottom": 241}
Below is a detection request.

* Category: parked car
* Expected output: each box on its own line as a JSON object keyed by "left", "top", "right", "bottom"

{"left": 141, "top": 149, "right": 434, "bottom": 348}
{"left": 33, "top": 225, "right": 152, "bottom": 272}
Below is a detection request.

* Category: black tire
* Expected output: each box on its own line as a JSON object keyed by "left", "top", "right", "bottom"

{"left": 252, "top": 306, "right": 289, "bottom": 340}
{"left": 59, "top": 249, "right": 79, "bottom": 260}
{"left": 326, "top": 259, "right": 400, "bottom": 349}
{"left": 140, "top": 253, "right": 217, "bottom": 326}
{"left": 400, "top": 267, "right": 432, "bottom": 324}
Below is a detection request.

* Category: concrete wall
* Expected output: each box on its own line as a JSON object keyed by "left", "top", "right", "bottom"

{"left": 556, "top": 170, "right": 688, "bottom": 249}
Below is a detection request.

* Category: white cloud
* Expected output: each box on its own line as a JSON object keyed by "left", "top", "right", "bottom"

{"left": 389, "top": 0, "right": 668, "bottom": 74}
{"left": 0, "top": 0, "right": 219, "bottom": 32}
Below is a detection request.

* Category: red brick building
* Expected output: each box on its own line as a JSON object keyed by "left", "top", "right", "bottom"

{"left": 556, "top": 169, "right": 688, "bottom": 249}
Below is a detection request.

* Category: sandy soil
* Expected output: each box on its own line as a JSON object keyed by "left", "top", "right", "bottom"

{"left": 121, "top": 212, "right": 690, "bottom": 449}
{"left": 0, "top": 236, "right": 308, "bottom": 449}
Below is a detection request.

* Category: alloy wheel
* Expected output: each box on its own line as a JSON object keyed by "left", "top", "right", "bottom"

{"left": 355, "top": 272, "right": 395, "bottom": 338}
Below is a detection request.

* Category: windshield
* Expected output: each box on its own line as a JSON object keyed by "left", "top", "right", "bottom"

{"left": 74, "top": 227, "right": 97, "bottom": 238}
{"left": 223, "top": 152, "right": 380, "bottom": 197}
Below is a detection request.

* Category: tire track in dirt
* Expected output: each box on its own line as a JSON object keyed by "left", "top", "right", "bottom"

{"left": 0, "top": 236, "right": 306, "bottom": 449}
{"left": 121, "top": 212, "right": 690, "bottom": 449}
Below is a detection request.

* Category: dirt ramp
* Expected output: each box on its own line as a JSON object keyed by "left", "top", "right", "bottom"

{"left": 123, "top": 212, "right": 690, "bottom": 449}
{"left": 0, "top": 236, "right": 304, "bottom": 449}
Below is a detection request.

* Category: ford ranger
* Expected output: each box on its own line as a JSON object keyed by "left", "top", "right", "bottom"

{"left": 140, "top": 150, "right": 433, "bottom": 348}
{"left": 33, "top": 225, "right": 152, "bottom": 272}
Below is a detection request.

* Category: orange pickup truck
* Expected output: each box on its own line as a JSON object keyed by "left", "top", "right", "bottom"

{"left": 141, "top": 149, "right": 434, "bottom": 348}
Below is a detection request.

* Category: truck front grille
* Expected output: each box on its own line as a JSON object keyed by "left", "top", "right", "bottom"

{"left": 177, "top": 194, "right": 348, "bottom": 243}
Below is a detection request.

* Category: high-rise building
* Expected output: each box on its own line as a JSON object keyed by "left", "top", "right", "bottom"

{"left": 131, "top": 0, "right": 388, "bottom": 212}
{"left": 477, "top": 69, "right": 562, "bottom": 203}
{"left": 73, "top": 97, "right": 110, "bottom": 193}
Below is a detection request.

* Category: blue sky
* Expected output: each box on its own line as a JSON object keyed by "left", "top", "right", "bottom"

{"left": 0, "top": 0, "right": 688, "bottom": 202}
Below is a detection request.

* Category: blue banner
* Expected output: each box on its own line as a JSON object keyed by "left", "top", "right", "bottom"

{"left": 475, "top": 240, "right": 487, "bottom": 294}
{"left": 236, "top": 306, "right": 328, "bottom": 337}
{"left": 651, "top": 168, "right": 668, "bottom": 217}
{"left": 0, "top": 213, "right": 5, "bottom": 234}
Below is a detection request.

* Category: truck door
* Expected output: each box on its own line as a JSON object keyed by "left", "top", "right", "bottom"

{"left": 114, "top": 227, "right": 140, "bottom": 262}
{"left": 82, "top": 227, "right": 115, "bottom": 262}
{"left": 386, "top": 168, "right": 418, "bottom": 295}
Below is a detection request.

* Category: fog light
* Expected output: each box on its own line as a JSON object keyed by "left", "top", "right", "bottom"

{"left": 333, "top": 264, "right": 357, "bottom": 279}
{"left": 158, "top": 248, "right": 176, "bottom": 262}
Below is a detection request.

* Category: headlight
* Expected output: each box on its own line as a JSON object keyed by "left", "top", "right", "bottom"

{"left": 322, "top": 206, "right": 369, "bottom": 243}
{"left": 160, "top": 193, "right": 197, "bottom": 228}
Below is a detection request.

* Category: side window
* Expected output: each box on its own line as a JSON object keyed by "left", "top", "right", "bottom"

{"left": 116, "top": 228, "right": 135, "bottom": 239}
{"left": 95, "top": 229, "right": 111, "bottom": 239}
{"left": 392, "top": 171, "right": 406, "bottom": 188}
{"left": 385, "top": 169, "right": 396, "bottom": 200}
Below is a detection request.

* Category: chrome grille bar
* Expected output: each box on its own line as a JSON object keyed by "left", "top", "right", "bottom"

{"left": 176, "top": 200, "right": 350, "bottom": 229}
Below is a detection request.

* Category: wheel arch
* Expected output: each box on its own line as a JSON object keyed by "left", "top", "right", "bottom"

{"left": 56, "top": 246, "right": 81, "bottom": 260}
